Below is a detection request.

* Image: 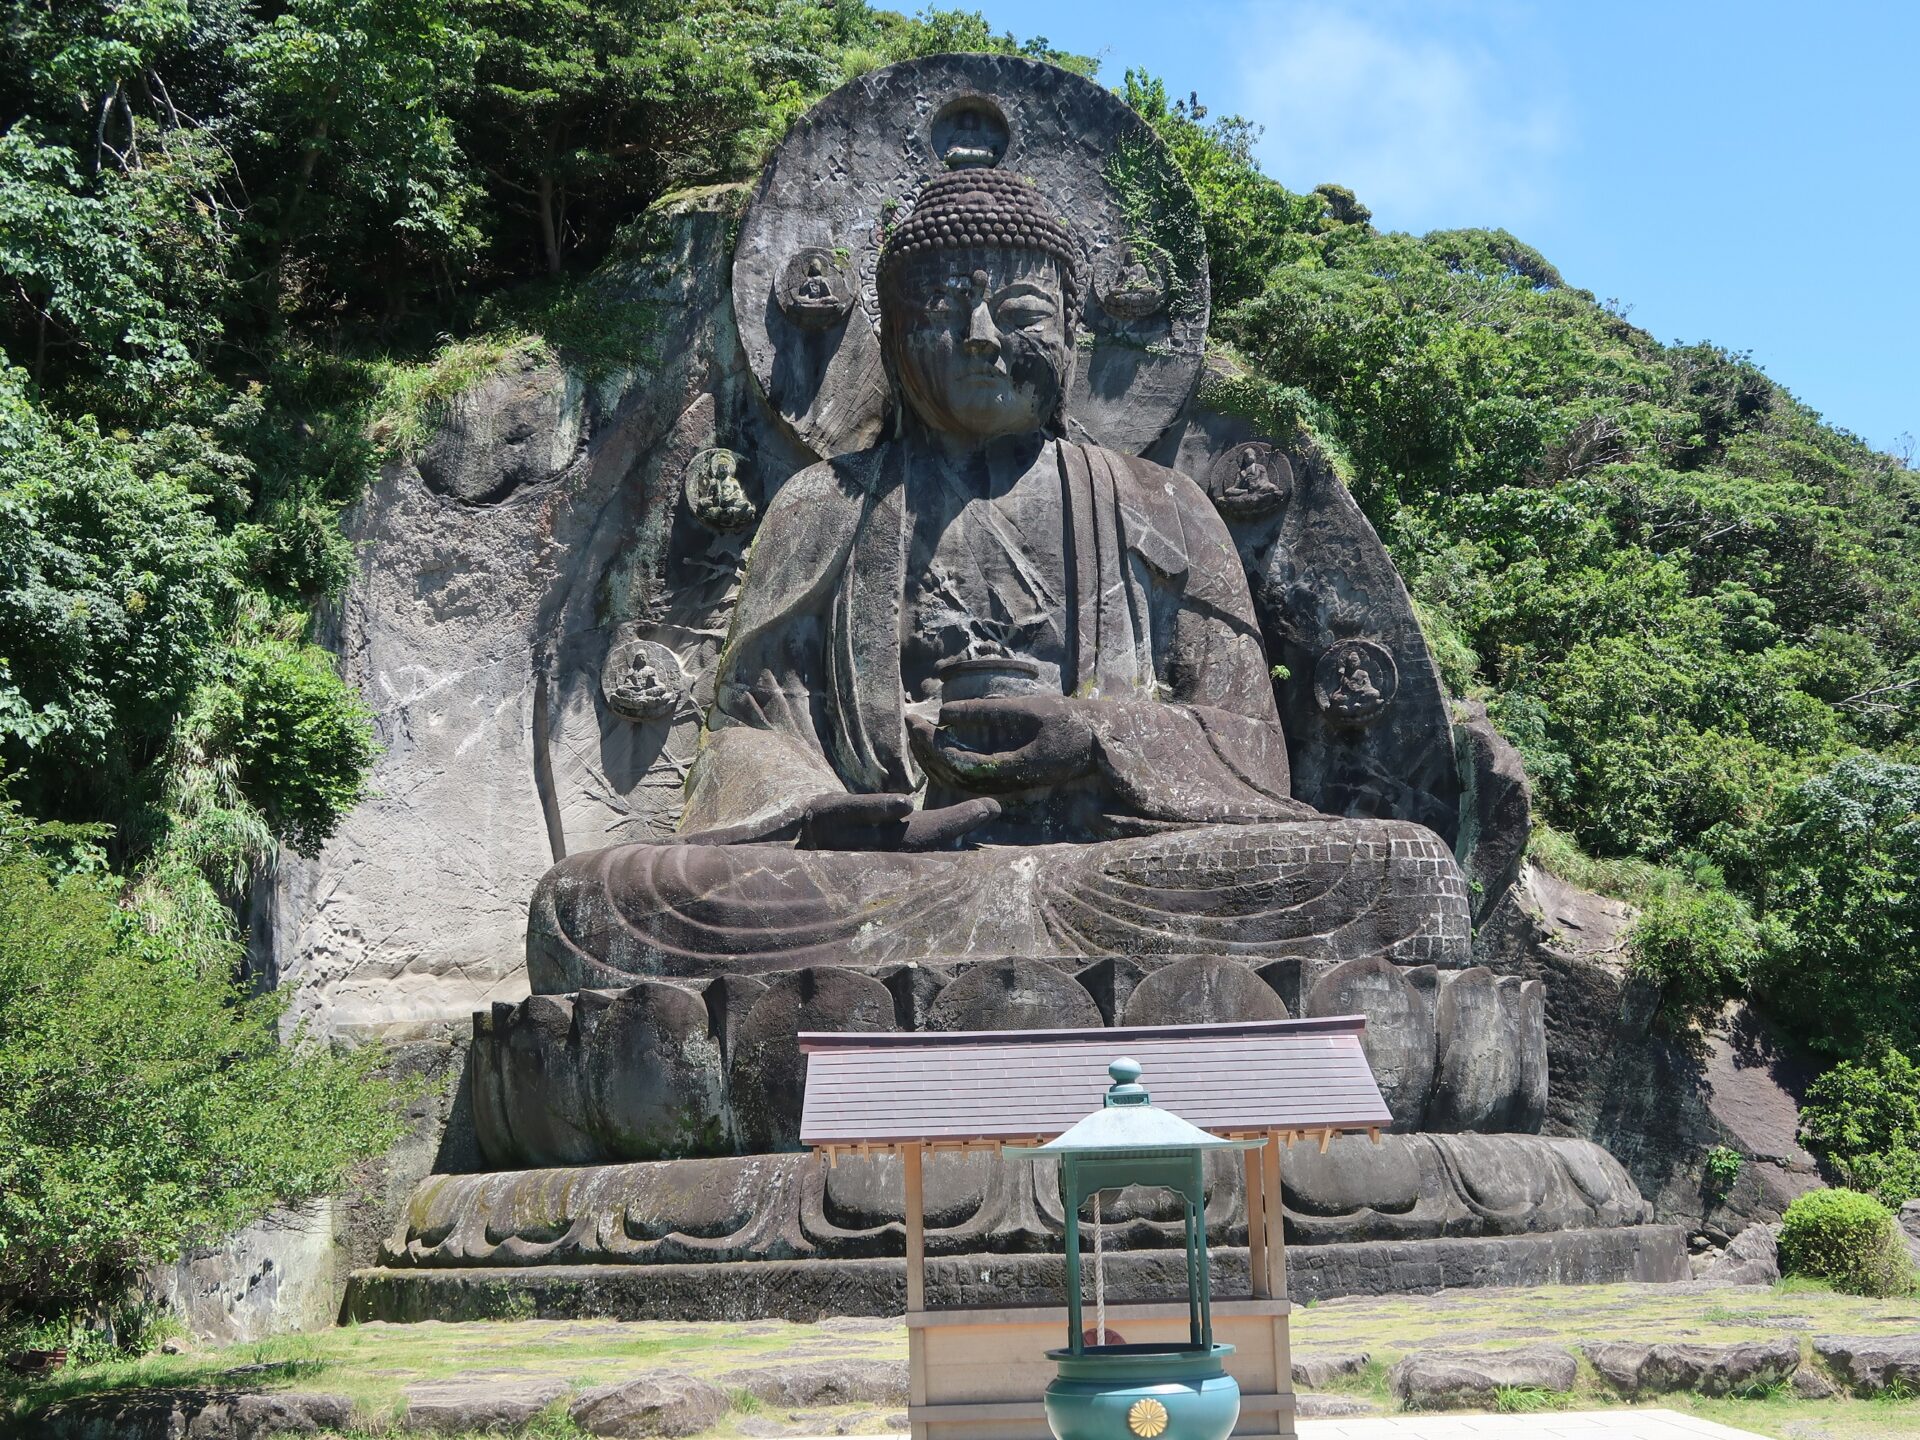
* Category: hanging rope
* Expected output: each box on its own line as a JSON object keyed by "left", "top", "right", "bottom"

{"left": 1093, "top": 1190, "right": 1106, "bottom": 1345}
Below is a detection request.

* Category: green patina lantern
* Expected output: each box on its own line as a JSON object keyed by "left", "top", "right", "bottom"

{"left": 1008, "top": 1058, "right": 1267, "bottom": 1440}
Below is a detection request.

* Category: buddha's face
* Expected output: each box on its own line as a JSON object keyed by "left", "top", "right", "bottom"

{"left": 885, "top": 247, "right": 1073, "bottom": 440}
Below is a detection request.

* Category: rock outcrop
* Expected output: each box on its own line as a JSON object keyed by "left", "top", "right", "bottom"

{"left": 1582, "top": 1335, "right": 1800, "bottom": 1396}
{"left": 1387, "top": 1345, "right": 1578, "bottom": 1407}
{"left": 1476, "top": 864, "right": 1821, "bottom": 1236}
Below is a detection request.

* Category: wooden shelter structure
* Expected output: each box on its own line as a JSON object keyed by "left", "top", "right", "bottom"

{"left": 798, "top": 1018, "right": 1392, "bottom": 1440}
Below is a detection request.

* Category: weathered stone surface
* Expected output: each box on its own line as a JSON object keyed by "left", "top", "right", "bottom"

{"left": 1812, "top": 1336, "right": 1920, "bottom": 1395}
{"left": 1297, "top": 960, "right": 1545, "bottom": 1136}
{"left": 416, "top": 351, "right": 587, "bottom": 505}
{"left": 1582, "top": 1335, "right": 1800, "bottom": 1396}
{"left": 925, "top": 958, "right": 1100, "bottom": 1032}
{"left": 1792, "top": 1366, "right": 1837, "bottom": 1399}
{"left": 346, "top": 1227, "right": 1689, "bottom": 1321}
{"left": 720, "top": 1359, "right": 909, "bottom": 1407}
{"left": 1175, "top": 398, "right": 1462, "bottom": 849}
{"left": 1388, "top": 1345, "right": 1578, "bottom": 1408}
{"left": 1450, "top": 700, "right": 1531, "bottom": 925}
{"left": 403, "top": 1374, "right": 571, "bottom": 1432}
{"left": 1429, "top": 968, "right": 1548, "bottom": 1135}
{"left": 255, "top": 183, "right": 801, "bottom": 1046}
{"left": 569, "top": 1374, "right": 729, "bottom": 1438}
{"left": 1121, "top": 956, "right": 1288, "bottom": 1026}
{"left": 1698, "top": 1223, "right": 1779, "bottom": 1286}
{"left": 1304, "top": 957, "right": 1436, "bottom": 1130}
{"left": 140, "top": 1202, "right": 338, "bottom": 1346}
{"left": 729, "top": 967, "right": 895, "bottom": 1151}
{"left": 1900, "top": 1199, "right": 1920, "bottom": 1270}
{"left": 41, "top": 1391, "right": 356, "bottom": 1440}
{"left": 1292, "top": 1352, "right": 1370, "bottom": 1388}
{"left": 473, "top": 981, "right": 726, "bottom": 1168}
{"left": 1474, "top": 864, "right": 1822, "bottom": 1234}
{"left": 1294, "top": 1395, "right": 1380, "bottom": 1417}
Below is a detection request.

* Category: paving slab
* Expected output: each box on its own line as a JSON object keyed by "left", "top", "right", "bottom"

{"left": 1294, "top": 1409, "right": 1775, "bottom": 1439}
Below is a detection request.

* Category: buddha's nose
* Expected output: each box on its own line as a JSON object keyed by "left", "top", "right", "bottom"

{"left": 962, "top": 298, "right": 999, "bottom": 356}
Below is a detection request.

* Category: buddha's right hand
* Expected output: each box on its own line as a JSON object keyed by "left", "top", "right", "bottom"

{"left": 797, "top": 792, "right": 1000, "bottom": 851}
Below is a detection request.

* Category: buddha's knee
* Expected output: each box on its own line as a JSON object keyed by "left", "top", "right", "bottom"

{"left": 527, "top": 846, "right": 645, "bottom": 994}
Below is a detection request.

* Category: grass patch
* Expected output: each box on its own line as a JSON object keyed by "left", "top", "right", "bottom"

{"left": 1493, "top": 1384, "right": 1571, "bottom": 1413}
{"left": 1526, "top": 822, "right": 1679, "bottom": 906}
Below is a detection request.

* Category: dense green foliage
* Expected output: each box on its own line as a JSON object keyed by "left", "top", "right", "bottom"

{"left": 1776, "top": 1188, "right": 1916, "bottom": 1298}
{"left": 3, "top": 0, "right": 1917, "bottom": 1311}
{"left": 1801, "top": 1048, "right": 1920, "bottom": 1209}
{"left": 0, "top": 795, "right": 406, "bottom": 1326}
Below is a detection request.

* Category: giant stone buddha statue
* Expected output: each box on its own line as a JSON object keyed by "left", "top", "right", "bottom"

{"left": 527, "top": 168, "right": 1468, "bottom": 991}
{"left": 359, "top": 57, "right": 1680, "bottom": 1313}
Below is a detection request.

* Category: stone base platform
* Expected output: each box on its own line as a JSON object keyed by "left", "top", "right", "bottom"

{"left": 343, "top": 1226, "right": 1687, "bottom": 1323}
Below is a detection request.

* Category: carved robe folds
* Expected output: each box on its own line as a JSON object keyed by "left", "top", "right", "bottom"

{"left": 528, "top": 440, "right": 1472, "bottom": 991}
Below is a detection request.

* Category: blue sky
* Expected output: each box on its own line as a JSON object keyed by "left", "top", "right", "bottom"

{"left": 980, "top": 0, "right": 1917, "bottom": 456}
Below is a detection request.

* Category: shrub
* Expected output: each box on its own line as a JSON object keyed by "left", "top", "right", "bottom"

{"left": 1776, "top": 1188, "right": 1916, "bottom": 1297}
{"left": 1627, "top": 880, "right": 1765, "bottom": 1030}
{"left": 1704, "top": 1145, "right": 1744, "bottom": 1196}
{"left": 0, "top": 791, "right": 408, "bottom": 1329}
{"left": 1801, "top": 1046, "right": 1920, "bottom": 1208}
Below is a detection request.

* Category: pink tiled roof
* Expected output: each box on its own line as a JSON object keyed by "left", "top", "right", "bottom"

{"left": 798, "top": 1017, "right": 1389, "bottom": 1148}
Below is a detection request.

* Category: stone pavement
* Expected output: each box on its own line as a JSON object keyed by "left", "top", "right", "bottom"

{"left": 818, "top": 1417, "right": 1771, "bottom": 1440}
{"left": 1295, "top": 1409, "right": 1772, "bottom": 1439}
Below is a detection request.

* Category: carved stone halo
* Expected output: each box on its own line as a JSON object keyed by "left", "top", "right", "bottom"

{"left": 683, "top": 447, "right": 757, "bottom": 532}
{"left": 777, "top": 246, "right": 853, "bottom": 329}
{"left": 930, "top": 95, "right": 1010, "bottom": 170}
{"left": 603, "top": 634, "right": 687, "bottom": 723}
{"left": 732, "top": 55, "right": 1212, "bottom": 460}
{"left": 1314, "top": 638, "right": 1398, "bottom": 728}
{"left": 1206, "top": 440, "right": 1294, "bottom": 521}
{"left": 1092, "top": 241, "right": 1168, "bottom": 321}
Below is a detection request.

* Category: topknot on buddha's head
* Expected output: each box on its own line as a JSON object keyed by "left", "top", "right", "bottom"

{"left": 879, "top": 170, "right": 1080, "bottom": 310}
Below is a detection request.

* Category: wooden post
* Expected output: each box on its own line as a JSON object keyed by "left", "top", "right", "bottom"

{"left": 904, "top": 1145, "right": 927, "bottom": 1440}
{"left": 1262, "top": 1129, "right": 1285, "bottom": 1302}
{"left": 904, "top": 1143, "right": 926, "bottom": 1314}
{"left": 1244, "top": 1145, "right": 1269, "bottom": 1300}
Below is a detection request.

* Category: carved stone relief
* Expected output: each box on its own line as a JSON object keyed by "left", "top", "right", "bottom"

{"left": 1315, "top": 638, "right": 1398, "bottom": 728}
{"left": 776, "top": 247, "right": 854, "bottom": 329}
{"left": 1205, "top": 440, "right": 1292, "bottom": 520}
{"left": 682, "top": 447, "right": 756, "bottom": 532}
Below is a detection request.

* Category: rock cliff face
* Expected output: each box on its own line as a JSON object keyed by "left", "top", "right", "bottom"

{"left": 250, "top": 186, "right": 812, "bottom": 1044}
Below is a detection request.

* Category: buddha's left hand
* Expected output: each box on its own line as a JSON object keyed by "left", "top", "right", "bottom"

{"left": 908, "top": 695, "right": 1097, "bottom": 792}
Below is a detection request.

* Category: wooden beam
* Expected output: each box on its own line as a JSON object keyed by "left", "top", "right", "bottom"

{"left": 904, "top": 1143, "right": 926, "bottom": 1315}
{"left": 1244, "top": 1143, "right": 1269, "bottom": 1300}
{"left": 1317, "top": 1127, "right": 1332, "bottom": 1154}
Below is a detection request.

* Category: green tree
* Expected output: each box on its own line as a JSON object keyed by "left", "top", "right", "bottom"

{"left": 454, "top": 0, "right": 836, "bottom": 275}
{"left": 1801, "top": 1047, "right": 1920, "bottom": 1208}
{"left": 1752, "top": 756, "right": 1920, "bottom": 1057}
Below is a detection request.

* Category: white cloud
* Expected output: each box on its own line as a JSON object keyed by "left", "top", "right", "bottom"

{"left": 1233, "top": 3, "right": 1563, "bottom": 233}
